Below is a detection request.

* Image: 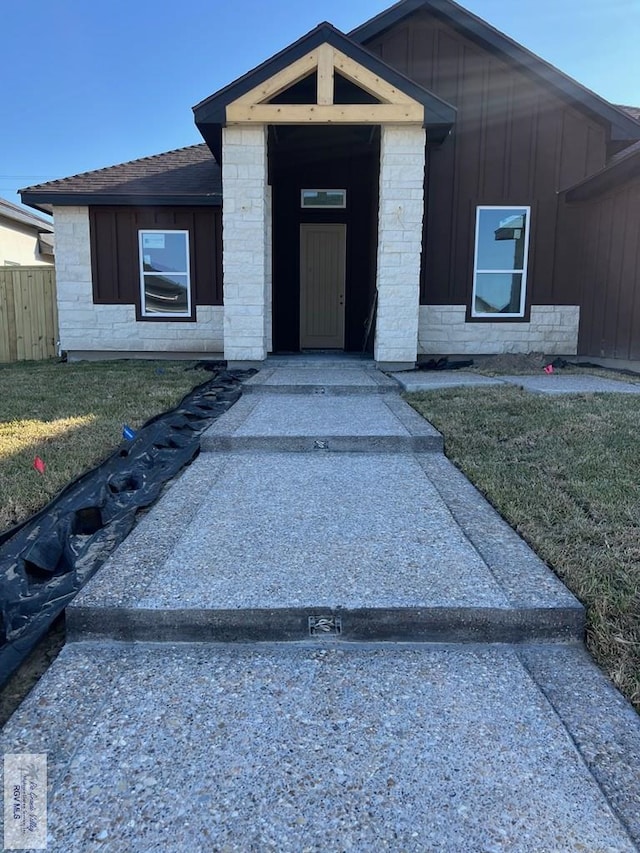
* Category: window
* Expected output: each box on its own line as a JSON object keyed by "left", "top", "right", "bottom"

{"left": 301, "top": 189, "right": 346, "bottom": 209}
{"left": 138, "top": 230, "right": 191, "bottom": 318}
{"left": 471, "top": 206, "right": 531, "bottom": 318}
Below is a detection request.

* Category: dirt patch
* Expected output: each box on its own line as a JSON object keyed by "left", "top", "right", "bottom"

{"left": 463, "top": 352, "right": 640, "bottom": 381}
{"left": 0, "top": 617, "right": 65, "bottom": 728}
{"left": 466, "top": 352, "right": 551, "bottom": 374}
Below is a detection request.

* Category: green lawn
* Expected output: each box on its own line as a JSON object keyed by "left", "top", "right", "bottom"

{"left": 0, "top": 359, "right": 211, "bottom": 532}
{"left": 408, "top": 384, "right": 640, "bottom": 713}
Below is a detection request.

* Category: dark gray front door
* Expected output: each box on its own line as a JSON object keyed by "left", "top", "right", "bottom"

{"left": 299, "top": 223, "right": 346, "bottom": 349}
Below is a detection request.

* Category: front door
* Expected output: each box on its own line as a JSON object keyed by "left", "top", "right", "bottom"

{"left": 299, "top": 223, "right": 346, "bottom": 349}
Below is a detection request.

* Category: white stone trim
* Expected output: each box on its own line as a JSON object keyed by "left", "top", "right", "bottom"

{"left": 374, "top": 125, "right": 425, "bottom": 366}
{"left": 418, "top": 305, "right": 580, "bottom": 355}
{"left": 53, "top": 206, "right": 223, "bottom": 354}
{"left": 222, "top": 125, "right": 270, "bottom": 362}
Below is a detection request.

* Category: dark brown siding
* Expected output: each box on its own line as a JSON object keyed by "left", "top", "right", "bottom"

{"left": 365, "top": 11, "right": 609, "bottom": 308}
{"left": 558, "top": 176, "right": 640, "bottom": 359}
{"left": 89, "top": 206, "right": 223, "bottom": 310}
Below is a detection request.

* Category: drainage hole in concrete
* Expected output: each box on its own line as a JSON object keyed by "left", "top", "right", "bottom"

{"left": 309, "top": 615, "right": 342, "bottom": 636}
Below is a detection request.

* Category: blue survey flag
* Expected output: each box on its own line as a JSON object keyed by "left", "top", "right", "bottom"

{"left": 122, "top": 424, "right": 136, "bottom": 441}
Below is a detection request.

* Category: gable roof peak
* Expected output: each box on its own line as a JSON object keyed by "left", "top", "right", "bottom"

{"left": 350, "top": 0, "right": 640, "bottom": 143}
{"left": 193, "top": 17, "right": 456, "bottom": 154}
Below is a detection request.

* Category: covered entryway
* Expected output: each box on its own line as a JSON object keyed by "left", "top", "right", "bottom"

{"left": 269, "top": 124, "right": 380, "bottom": 354}
{"left": 193, "top": 22, "right": 456, "bottom": 369}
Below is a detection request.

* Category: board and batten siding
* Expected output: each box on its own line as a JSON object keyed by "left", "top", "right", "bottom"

{"left": 0, "top": 266, "right": 58, "bottom": 362}
{"left": 558, "top": 175, "right": 640, "bottom": 360}
{"left": 54, "top": 206, "right": 223, "bottom": 356}
{"left": 365, "top": 11, "right": 608, "bottom": 310}
{"left": 89, "top": 207, "right": 223, "bottom": 309}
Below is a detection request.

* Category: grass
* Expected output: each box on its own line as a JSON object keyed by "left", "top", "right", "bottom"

{"left": 0, "top": 359, "right": 212, "bottom": 532}
{"left": 408, "top": 384, "right": 640, "bottom": 712}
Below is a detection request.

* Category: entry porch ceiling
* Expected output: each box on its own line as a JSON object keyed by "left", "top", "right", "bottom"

{"left": 269, "top": 125, "right": 379, "bottom": 160}
{"left": 193, "top": 22, "right": 455, "bottom": 160}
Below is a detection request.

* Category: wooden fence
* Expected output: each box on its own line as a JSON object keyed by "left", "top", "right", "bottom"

{"left": 0, "top": 266, "right": 58, "bottom": 362}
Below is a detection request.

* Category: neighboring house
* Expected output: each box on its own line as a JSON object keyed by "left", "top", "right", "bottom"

{"left": 0, "top": 198, "right": 54, "bottom": 267}
{"left": 20, "top": 0, "right": 640, "bottom": 367}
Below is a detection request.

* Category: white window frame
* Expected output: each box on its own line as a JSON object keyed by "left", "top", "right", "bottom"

{"left": 471, "top": 205, "right": 531, "bottom": 319}
{"left": 300, "top": 189, "right": 347, "bottom": 209}
{"left": 138, "top": 229, "right": 191, "bottom": 319}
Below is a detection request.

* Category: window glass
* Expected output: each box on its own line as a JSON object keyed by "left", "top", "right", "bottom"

{"left": 301, "top": 189, "right": 346, "bottom": 208}
{"left": 474, "top": 273, "right": 523, "bottom": 315}
{"left": 139, "top": 231, "right": 191, "bottom": 317}
{"left": 472, "top": 207, "right": 530, "bottom": 317}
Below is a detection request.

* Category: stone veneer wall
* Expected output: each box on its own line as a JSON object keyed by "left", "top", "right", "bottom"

{"left": 418, "top": 305, "right": 580, "bottom": 355}
{"left": 222, "top": 126, "right": 270, "bottom": 363}
{"left": 374, "top": 125, "right": 426, "bottom": 366}
{"left": 54, "top": 206, "right": 223, "bottom": 354}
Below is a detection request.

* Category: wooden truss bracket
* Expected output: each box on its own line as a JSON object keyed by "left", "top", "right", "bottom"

{"left": 226, "top": 43, "right": 424, "bottom": 125}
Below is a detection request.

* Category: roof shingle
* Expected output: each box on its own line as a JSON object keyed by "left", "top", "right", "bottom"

{"left": 21, "top": 144, "right": 221, "bottom": 208}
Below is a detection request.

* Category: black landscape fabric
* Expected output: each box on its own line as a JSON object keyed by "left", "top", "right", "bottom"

{"left": 0, "top": 368, "right": 254, "bottom": 687}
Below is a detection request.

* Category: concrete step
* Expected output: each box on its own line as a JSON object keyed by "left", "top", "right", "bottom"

{"left": 68, "top": 604, "right": 583, "bottom": 644}
{"left": 200, "top": 393, "right": 444, "bottom": 453}
{"left": 242, "top": 364, "right": 399, "bottom": 396}
{"left": 67, "top": 452, "right": 584, "bottom": 645}
{"left": 392, "top": 370, "right": 506, "bottom": 392}
{"left": 2, "top": 641, "right": 638, "bottom": 852}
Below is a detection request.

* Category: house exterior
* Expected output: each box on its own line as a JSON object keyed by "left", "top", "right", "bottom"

{"left": 0, "top": 198, "right": 54, "bottom": 267}
{"left": 558, "top": 139, "right": 640, "bottom": 361}
{"left": 20, "top": 0, "right": 640, "bottom": 368}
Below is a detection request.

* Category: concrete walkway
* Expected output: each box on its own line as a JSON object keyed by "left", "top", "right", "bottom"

{"left": 394, "top": 369, "right": 640, "bottom": 394}
{"left": 2, "top": 358, "right": 639, "bottom": 852}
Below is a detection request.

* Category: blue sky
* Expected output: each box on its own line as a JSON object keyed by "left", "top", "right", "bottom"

{"left": 3, "top": 0, "right": 639, "bottom": 211}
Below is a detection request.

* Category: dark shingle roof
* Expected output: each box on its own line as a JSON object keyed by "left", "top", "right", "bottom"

{"left": 21, "top": 144, "right": 221, "bottom": 210}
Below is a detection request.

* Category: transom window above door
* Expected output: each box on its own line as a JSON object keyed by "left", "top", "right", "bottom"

{"left": 301, "top": 189, "right": 346, "bottom": 208}
{"left": 471, "top": 206, "right": 531, "bottom": 318}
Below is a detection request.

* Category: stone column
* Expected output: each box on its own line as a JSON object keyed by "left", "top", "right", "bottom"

{"left": 222, "top": 125, "right": 269, "bottom": 366}
{"left": 52, "top": 206, "right": 93, "bottom": 355}
{"left": 374, "top": 125, "right": 426, "bottom": 370}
